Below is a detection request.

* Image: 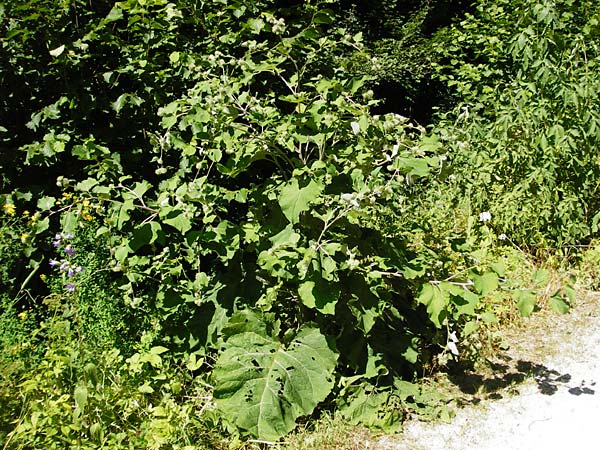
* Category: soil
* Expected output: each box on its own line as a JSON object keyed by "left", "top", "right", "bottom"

{"left": 376, "top": 292, "right": 600, "bottom": 450}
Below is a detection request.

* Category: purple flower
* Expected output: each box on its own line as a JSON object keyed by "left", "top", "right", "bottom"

{"left": 59, "top": 262, "right": 69, "bottom": 271}
{"left": 66, "top": 283, "right": 75, "bottom": 292}
{"left": 52, "top": 240, "right": 61, "bottom": 247}
{"left": 75, "top": 266, "right": 84, "bottom": 274}
{"left": 67, "top": 268, "right": 75, "bottom": 277}
{"left": 49, "top": 260, "right": 59, "bottom": 268}
{"left": 64, "top": 245, "right": 75, "bottom": 257}
{"left": 64, "top": 233, "right": 74, "bottom": 240}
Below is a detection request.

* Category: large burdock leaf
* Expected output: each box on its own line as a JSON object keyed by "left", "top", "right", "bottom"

{"left": 212, "top": 316, "right": 337, "bottom": 441}
{"left": 278, "top": 178, "right": 323, "bottom": 224}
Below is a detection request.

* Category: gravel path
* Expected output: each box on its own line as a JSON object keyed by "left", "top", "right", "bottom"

{"left": 378, "top": 293, "right": 600, "bottom": 450}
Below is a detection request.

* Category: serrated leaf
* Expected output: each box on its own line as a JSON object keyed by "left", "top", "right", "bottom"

{"left": 212, "top": 324, "right": 337, "bottom": 441}
{"left": 278, "top": 178, "right": 323, "bottom": 224}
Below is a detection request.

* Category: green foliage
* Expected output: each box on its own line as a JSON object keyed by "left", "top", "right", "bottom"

{"left": 431, "top": 0, "right": 600, "bottom": 245}
{"left": 2, "top": 0, "right": 593, "bottom": 445}
{"left": 1, "top": 310, "right": 222, "bottom": 450}
{"left": 212, "top": 311, "right": 337, "bottom": 441}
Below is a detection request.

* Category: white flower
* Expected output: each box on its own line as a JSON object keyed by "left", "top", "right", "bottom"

{"left": 498, "top": 233, "right": 508, "bottom": 241}
{"left": 479, "top": 211, "right": 492, "bottom": 222}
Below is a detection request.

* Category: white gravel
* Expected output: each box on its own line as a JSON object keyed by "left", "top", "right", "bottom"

{"left": 378, "top": 294, "right": 600, "bottom": 450}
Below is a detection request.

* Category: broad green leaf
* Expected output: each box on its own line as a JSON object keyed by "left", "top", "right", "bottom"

{"left": 74, "top": 385, "right": 88, "bottom": 409}
{"left": 122, "top": 181, "right": 151, "bottom": 201}
{"left": 33, "top": 217, "right": 49, "bottom": 234}
{"left": 269, "top": 224, "right": 300, "bottom": 248}
{"left": 515, "top": 290, "right": 537, "bottom": 317}
{"left": 394, "top": 157, "right": 431, "bottom": 177}
{"left": 75, "top": 178, "right": 98, "bottom": 192}
{"left": 213, "top": 325, "right": 337, "bottom": 441}
{"left": 150, "top": 346, "right": 169, "bottom": 355}
{"left": 129, "top": 222, "right": 161, "bottom": 251}
{"left": 481, "top": 311, "right": 499, "bottom": 324}
{"left": 463, "top": 320, "right": 479, "bottom": 337}
{"left": 298, "top": 279, "right": 339, "bottom": 315}
{"left": 549, "top": 294, "right": 570, "bottom": 314}
{"left": 278, "top": 178, "right": 323, "bottom": 224}
{"left": 418, "top": 283, "right": 448, "bottom": 328}
{"left": 162, "top": 209, "right": 192, "bottom": 234}
{"left": 532, "top": 269, "right": 550, "bottom": 285}
{"left": 451, "top": 288, "right": 480, "bottom": 317}
{"left": 61, "top": 210, "right": 78, "bottom": 233}
{"left": 105, "top": 6, "right": 123, "bottom": 21}
{"left": 138, "top": 383, "right": 154, "bottom": 394}
{"left": 473, "top": 272, "right": 498, "bottom": 296}
{"left": 340, "top": 389, "right": 403, "bottom": 433}
{"left": 247, "top": 18, "right": 265, "bottom": 34}
{"left": 490, "top": 262, "right": 506, "bottom": 277}
{"left": 36, "top": 196, "right": 55, "bottom": 211}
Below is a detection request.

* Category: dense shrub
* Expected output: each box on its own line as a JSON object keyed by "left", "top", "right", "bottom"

{"left": 0, "top": 0, "right": 591, "bottom": 444}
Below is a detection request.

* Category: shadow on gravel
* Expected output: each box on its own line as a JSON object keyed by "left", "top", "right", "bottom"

{"left": 446, "top": 358, "right": 596, "bottom": 403}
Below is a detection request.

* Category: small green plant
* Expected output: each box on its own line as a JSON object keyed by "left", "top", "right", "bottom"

{"left": 1, "top": 274, "right": 222, "bottom": 449}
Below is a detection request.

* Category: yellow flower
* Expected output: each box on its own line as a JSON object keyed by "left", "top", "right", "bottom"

{"left": 82, "top": 199, "right": 90, "bottom": 207}
{"left": 22, "top": 210, "right": 29, "bottom": 217}
{"left": 82, "top": 212, "right": 93, "bottom": 221}
{"left": 20, "top": 233, "right": 29, "bottom": 243}
{"left": 40, "top": 274, "right": 47, "bottom": 281}
{"left": 3, "top": 203, "right": 16, "bottom": 216}
{"left": 18, "top": 311, "right": 27, "bottom": 321}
